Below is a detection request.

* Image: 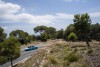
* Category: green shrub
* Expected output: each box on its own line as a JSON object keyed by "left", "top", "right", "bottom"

{"left": 62, "top": 60, "right": 70, "bottom": 66}
{"left": 49, "top": 56, "right": 57, "bottom": 64}
{"left": 68, "top": 32, "right": 77, "bottom": 41}
{"left": 87, "top": 49, "right": 93, "bottom": 54}
{"left": 73, "top": 48, "right": 78, "bottom": 53}
{"left": 0, "top": 56, "right": 8, "bottom": 65}
{"left": 41, "top": 33, "right": 48, "bottom": 42}
{"left": 50, "top": 47, "right": 60, "bottom": 53}
{"left": 66, "top": 53, "right": 79, "bottom": 62}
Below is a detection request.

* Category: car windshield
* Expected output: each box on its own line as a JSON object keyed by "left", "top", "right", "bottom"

{"left": 28, "top": 46, "right": 34, "bottom": 48}
{"left": 28, "top": 46, "right": 32, "bottom": 48}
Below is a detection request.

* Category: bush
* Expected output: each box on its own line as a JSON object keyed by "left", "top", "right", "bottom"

{"left": 68, "top": 32, "right": 77, "bottom": 41}
{"left": 40, "top": 33, "right": 48, "bottom": 42}
{"left": 65, "top": 53, "right": 79, "bottom": 62}
{"left": 0, "top": 56, "right": 8, "bottom": 65}
{"left": 49, "top": 56, "right": 58, "bottom": 64}
{"left": 87, "top": 49, "right": 93, "bottom": 54}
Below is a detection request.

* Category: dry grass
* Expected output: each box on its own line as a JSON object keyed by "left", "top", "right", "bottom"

{"left": 41, "top": 41, "right": 86, "bottom": 67}
{"left": 15, "top": 40, "right": 100, "bottom": 67}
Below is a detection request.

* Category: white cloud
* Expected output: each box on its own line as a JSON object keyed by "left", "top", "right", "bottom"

{"left": 1, "top": 13, "right": 56, "bottom": 25}
{"left": 2, "top": 26, "right": 8, "bottom": 30}
{"left": 0, "top": 0, "right": 55, "bottom": 25}
{"left": 0, "top": 1, "right": 21, "bottom": 14}
{"left": 90, "top": 12, "right": 100, "bottom": 17}
{"left": 0, "top": 0, "right": 100, "bottom": 25}
{"left": 0, "top": 0, "right": 74, "bottom": 25}
{"left": 56, "top": 13, "right": 73, "bottom": 19}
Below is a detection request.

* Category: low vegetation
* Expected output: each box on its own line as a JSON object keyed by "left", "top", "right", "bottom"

{"left": 66, "top": 53, "right": 79, "bottom": 62}
{"left": 42, "top": 42, "right": 84, "bottom": 67}
{"left": 87, "top": 49, "right": 93, "bottom": 54}
{"left": 16, "top": 42, "right": 92, "bottom": 67}
{"left": 68, "top": 32, "right": 77, "bottom": 41}
{"left": 13, "top": 40, "right": 100, "bottom": 67}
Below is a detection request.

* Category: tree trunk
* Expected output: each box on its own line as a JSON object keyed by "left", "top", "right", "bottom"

{"left": 86, "top": 40, "right": 90, "bottom": 48}
{"left": 85, "top": 34, "right": 90, "bottom": 48}
{"left": 10, "top": 57, "right": 13, "bottom": 67}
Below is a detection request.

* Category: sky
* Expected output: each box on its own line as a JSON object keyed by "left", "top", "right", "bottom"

{"left": 0, "top": 0, "right": 100, "bottom": 35}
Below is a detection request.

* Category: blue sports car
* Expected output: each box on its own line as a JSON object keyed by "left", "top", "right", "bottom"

{"left": 24, "top": 46, "right": 38, "bottom": 51}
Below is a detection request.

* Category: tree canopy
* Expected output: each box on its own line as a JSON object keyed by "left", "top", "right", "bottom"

{"left": 45, "top": 27, "right": 56, "bottom": 39}
{"left": 74, "top": 13, "right": 92, "bottom": 47}
{"left": 90, "top": 23, "right": 100, "bottom": 40}
{"left": 74, "top": 13, "right": 91, "bottom": 33}
{"left": 34, "top": 25, "right": 47, "bottom": 35}
{"left": 57, "top": 29, "right": 64, "bottom": 39}
{"left": 0, "top": 27, "right": 7, "bottom": 42}
{"left": 0, "top": 37, "right": 21, "bottom": 66}
{"left": 64, "top": 24, "right": 75, "bottom": 39}
{"left": 10, "top": 30, "right": 31, "bottom": 45}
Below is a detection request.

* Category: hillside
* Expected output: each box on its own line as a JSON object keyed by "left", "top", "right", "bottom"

{"left": 14, "top": 40, "right": 100, "bottom": 67}
{"left": 15, "top": 40, "right": 100, "bottom": 67}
